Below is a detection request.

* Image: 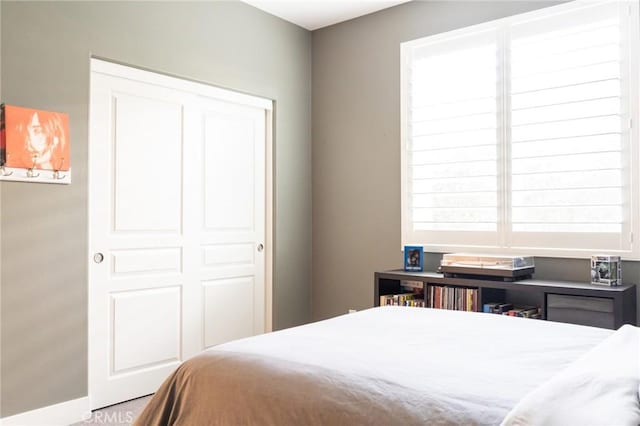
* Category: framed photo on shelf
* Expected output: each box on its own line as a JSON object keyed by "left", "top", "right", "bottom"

{"left": 590, "top": 255, "right": 622, "bottom": 286}
{"left": 404, "top": 245, "right": 424, "bottom": 272}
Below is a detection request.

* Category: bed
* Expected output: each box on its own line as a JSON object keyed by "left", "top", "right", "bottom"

{"left": 134, "top": 306, "right": 640, "bottom": 425}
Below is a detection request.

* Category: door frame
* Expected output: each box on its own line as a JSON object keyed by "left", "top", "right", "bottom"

{"left": 87, "top": 57, "right": 274, "bottom": 408}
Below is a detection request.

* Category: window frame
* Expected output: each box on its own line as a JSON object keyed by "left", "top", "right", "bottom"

{"left": 400, "top": 0, "right": 640, "bottom": 259}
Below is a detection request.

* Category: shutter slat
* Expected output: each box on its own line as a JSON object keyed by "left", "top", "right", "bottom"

{"left": 414, "top": 222, "right": 496, "bottom": 232}
{"left": 413, "top": 192, "right": 497, "bottom": 208}
{"left": 412, "top": 114, "right": 496, "bottom": 136}
{"left": 511, "top": 115, "right": 620, "bottom": 142}
{"left": 413, "top": 207, "right": 497, "bottom": 223}
{"left": 412, "top": 161, "right": 496, "bottom": 179}
{"left": 512, "top": 45, "right": 619, "bottom": 77}
{"left": 512, "top": 224, "right": 621, "bottom": 233}
{"left": 512, "top": 188, "right": 622, "bottom": 207}
{"left": 412, "top": 145, "right": 496, "bottom": 165}
{"left": 512, "top": 79, "right": 620, "bottom": 110}
{"left": 512, "top": 206, "right": 622, "bottom": 223}
{"left": 512, "top": 62, "right": 620, "bottom": 94}
{"left": 512, "top": 97, "right": 619, "bottom": 126}
{"left": 412, "top": 143, "right": 496, "bottom": 153}
{"left": 412, "top": 97, "right": 495, "bottom": 120}
{"left": 512, "top": 170, "right": 622, "bottom": 191}
{"left": 513, "top": 152, "right": 622, "bottom": 174}
{"left": 412, "top": 130, "right": 496, "bottom": 150}
{"left": 413, "top": 176, "right": 496, "bottom": 194}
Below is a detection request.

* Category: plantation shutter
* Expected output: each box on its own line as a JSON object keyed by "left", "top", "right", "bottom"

{"left": 401, "top": 1, "right": 638, "bottom": 256}
{"left": 508, "top": 1, "right": 632, "bottom": 251}
{"left": 404, "top": 29, "right": 501, "bottom": 247}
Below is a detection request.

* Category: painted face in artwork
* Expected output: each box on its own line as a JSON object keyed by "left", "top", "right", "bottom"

{"left": 3, "top": 105, "right": 70, "bottom": 171}
{"left": 27, "top": 113, "right": 49, "bottom": 153}
{"left": 22, "top": 111, "right": 66, "bottom": 170}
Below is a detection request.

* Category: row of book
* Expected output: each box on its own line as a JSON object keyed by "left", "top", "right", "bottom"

{"left": 379, "top": 284, "right": 478, "bottom": 311}
{"left": 400, "top": 280, "right": 478, "bottom": 311}
{"left": 379, "top": 293, "right": 426, "bottom": 307}
{"left": 428, "top": 285, "right": 478, "bottom": 311}
{"left": 483, "top": 302, "right": 541, "bottom": 319}
{"left": 380, "top": 282, "right": 542, "bottom": 319}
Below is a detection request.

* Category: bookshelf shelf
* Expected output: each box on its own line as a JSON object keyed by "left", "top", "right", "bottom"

{"left": 374, "top": 269, "right": 637, "bottom": 329}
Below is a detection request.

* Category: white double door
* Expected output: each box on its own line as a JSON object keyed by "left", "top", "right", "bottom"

{"left": 88, "top": 60, "right": 271, "bottom": 409}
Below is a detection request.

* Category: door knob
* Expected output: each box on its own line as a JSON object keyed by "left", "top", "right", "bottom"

{"left": 94, "top": 253, "right": 104, "bottom": 264}
{"left": 257, "top": 243, "right": 264, "bottom": 252}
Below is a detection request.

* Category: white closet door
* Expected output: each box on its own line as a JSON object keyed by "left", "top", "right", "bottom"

{"left": 195, "top": 97, "right": 266, "bottom": 349}
{"left": 88, "top": 60, "right": 270, "bottom": 410}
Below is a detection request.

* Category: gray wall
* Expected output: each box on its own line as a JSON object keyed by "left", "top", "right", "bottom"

{"left": 311, "top": 0, "right": 640, "bottom": 321}
{"left": 0, "top": 1, "right": 311, "bottom": 417}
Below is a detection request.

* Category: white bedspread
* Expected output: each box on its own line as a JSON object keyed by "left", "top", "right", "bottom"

{"left": 213, "top": 306, "right": 612, "bottom": 425}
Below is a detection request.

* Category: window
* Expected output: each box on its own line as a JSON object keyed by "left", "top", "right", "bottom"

{"left": 401, "top": 0, "right": 640, "bottom": 258}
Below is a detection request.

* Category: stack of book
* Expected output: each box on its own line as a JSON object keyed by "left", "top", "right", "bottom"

{"left": 426, "top": 285, "right": 478, "bottom": 311}
{"left": 483, "top": 302, "right": 541, "bottom": 319}
{"left": 379, "top": 280, "right": 426, "bottom": 307}
{"left": 401, "top": 280, "right": 424, "bottom": 291}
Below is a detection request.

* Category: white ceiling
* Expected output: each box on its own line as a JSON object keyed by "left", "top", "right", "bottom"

{"left": 242, "top": 0, "right": 412, "bottom": 31}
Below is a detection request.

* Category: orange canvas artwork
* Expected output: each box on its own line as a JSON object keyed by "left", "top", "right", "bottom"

{"left": 1, "top": 104, "right": 70, "bottom": 171}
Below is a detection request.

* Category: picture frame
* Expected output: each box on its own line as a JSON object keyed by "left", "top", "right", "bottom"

{"left": 590, "top": 255, "right": 621, "bottom": 286}
{"left": 1, "top": 103, "right": 70, "bottom": 171}
{"left": 0, "top": 104, "right": 72, "bottom": 184}
{"left": 404, "top": 245, "right": 424, "bottom": 272}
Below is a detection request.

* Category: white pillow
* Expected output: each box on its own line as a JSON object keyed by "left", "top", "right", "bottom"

{"left": 501, "top": 325, "right": 640, "bottom": 426}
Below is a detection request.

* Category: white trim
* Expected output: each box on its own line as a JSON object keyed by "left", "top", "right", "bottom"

{"left": 0, "top": 397, "right": 90, "bottom": 426}
{"left": 499, "top": 25, "right": 511, "bottom": 251}
{"left": 628, "top": 0, "right": 640, "bottom": 261}
{"left": 86, "top": 60, "right": 95, "bottom": 413}
{"left": 265, "top": 108, "right": 274, "bottom": 333}
{"left": 400, "top": 42, "right": 409, "bottom": 250}
{"left": 90, "top": 58, "right": 273, "bottom": 111}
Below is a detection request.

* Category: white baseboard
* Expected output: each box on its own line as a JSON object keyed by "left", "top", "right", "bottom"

{"left": 1, "top": 397, "right": 90, "bottom": 426}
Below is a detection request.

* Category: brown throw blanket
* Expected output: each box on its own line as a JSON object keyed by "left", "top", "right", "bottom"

{"left": 134, "top": 350, "right": 441, "bottom": 426}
